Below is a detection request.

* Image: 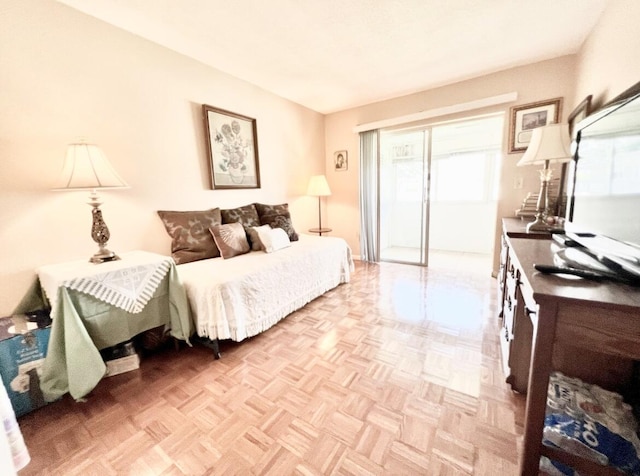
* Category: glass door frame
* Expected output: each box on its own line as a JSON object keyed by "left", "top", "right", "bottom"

{"left": 378, "top": 126, "right": 433, "bottom": 266}
{"left": 377, "top": 112, "right": 504, "bottom": 267}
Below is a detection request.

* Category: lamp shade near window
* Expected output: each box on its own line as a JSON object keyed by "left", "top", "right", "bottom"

{"left": 307, "top": 175, "right": 331, "bottom": 235}
{"left": 517, "top": 123, "right": 572, "bottom": 167}
{"left": 306, "top": 175, "right": 332, "bottom": 197}
{"left": 53, "top": 140, "right": 129, "bottom": 263}
{"left": 517, "top": 123, "right": 571, "bottom": 232}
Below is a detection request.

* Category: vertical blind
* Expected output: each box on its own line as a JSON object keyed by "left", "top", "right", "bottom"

{"left": 359, "top": 130, "right": 379, "bottom": 262}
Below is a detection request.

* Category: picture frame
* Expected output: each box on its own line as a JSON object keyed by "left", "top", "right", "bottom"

{"left": 567, "top": 95, "right": 593, "bottom": 139}
{"left": 203, "top": 104, "right": 260, "bottom": 189}
{"left": 557, "top": 95, "right": 592, "bottom": 218}
{"left": 508, "top": 97, "right": 563, "bottom": 153}
{"left": 334, "top": 150, "right": 348, "bottom": 171}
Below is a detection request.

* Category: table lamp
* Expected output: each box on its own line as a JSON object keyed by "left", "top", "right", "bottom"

{"left": 53, "top": 140, "right": 129, "bottom": 263}
{"left": 517, "top": 123, "right": 572, "bottom": 232}
{"left": 307, "top": 175, "right": 331, "bottom": 234}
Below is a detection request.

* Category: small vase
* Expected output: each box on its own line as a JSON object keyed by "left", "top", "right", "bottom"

{"left": 229, "top": 167, "right": 244, "bottom": 184}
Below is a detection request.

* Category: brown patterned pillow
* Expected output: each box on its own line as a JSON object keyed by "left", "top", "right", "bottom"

{"left": 157, "top": 209, "right": 221, "bottom": 264}
{"left": 246, "top": 225, "right": 271, "bottom": 251}
{"left": 220, "top": 204, "right": 260, "bottom": 227}
{"left": 255, "top": 202, "right": 289, "bottom": 218}
{"left": 221, "top": 204, "right": 261, "bottom": 249}
{"left": 209, "top": 223, "right": 250, "bottom": 259}
{"left": 260, "top": 211, "right": 299, "bottom": 241}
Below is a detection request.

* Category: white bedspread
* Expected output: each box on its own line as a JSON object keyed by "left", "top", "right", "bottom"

{"left": 176, "top": 234, "right": 353, "bottom": 341}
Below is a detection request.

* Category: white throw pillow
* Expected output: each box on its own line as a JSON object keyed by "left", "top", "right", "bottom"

{"left": 256, "top": 226, "right": 291, "bottom": 253}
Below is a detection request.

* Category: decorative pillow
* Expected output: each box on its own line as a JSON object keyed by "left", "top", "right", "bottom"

{"left": 246, "top": 225, "right": 271, "bottom": 251}
{"left": 209, "top": 222, "right": 250, "bottom": 259}
{"left": 260, "top": 211, "right": 299, "bottom": 241}
{"left": 220, "top": 204, "right": 260, "bottom": 227}
{"left": 157, "top": 209, "right": 221, "bottom": 264}
{"left": 254, "top": 202, "right": 289, "bottom": 218}
{"left": 255, "top": 226, "right": 291, "bottom": 253}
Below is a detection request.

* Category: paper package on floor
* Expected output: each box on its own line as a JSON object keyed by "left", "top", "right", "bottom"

{"left": 543, "top": 371, "right": 640, "bottom": 475}
{"left": 539, "top": 456, "right": 582, "bottom": 476}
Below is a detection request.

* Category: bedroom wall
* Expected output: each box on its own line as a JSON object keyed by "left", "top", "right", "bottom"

{"left": 0, "top": 0, "right": 326, "bottom": 314}
{"left": 574, "top": 0, "right": 640, "bottom": 109}
{"left": 324, "top": 56, "right": 577, "bottom": 268}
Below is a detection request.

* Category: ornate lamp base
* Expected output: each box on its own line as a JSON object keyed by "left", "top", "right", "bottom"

{"left": 88, "top": 190, "right": 120, "bottom": 264}
{"left": 90, "top": 247, "right": 119, "bottom": 264}
{"left": 526, "top": 217, "right": 554, "bottom": 233}
{"left": 526, "top": 163, "right": 554, "bottom": 234}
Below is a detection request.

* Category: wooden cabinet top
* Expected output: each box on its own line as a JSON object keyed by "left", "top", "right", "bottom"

{"left": 508, "top": 237, "right": 640, "bottom": 312}
{"left": 502, "top": 217, "right": 551, "bottom": 239}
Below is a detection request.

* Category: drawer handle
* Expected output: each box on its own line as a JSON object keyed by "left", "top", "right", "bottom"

{"left": 524, "top": 307, "right": 536, "bottom": 318}
{"left": 504, "top": 327, "right": 509, "bottom": 342}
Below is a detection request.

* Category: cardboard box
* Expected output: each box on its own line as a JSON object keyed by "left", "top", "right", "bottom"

{"left": 100, "top": 340, "right": 140, "bottom": 377}
{"left": 105, "top": 354, "right": 140, "bottom": 377}
{"left": 0, "top": 313, "right": 51, "bottom": 417}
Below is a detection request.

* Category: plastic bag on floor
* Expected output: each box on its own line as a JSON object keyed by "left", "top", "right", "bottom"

{"left": 544, "top": 371, "right": 640, "bottom": 475}
{"left": 539, "top": 456, "right": 579, "bottom": 476}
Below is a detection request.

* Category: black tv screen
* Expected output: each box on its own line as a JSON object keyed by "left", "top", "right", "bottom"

{"left": 566, "top": 85, "right": 640, "bottom": 266}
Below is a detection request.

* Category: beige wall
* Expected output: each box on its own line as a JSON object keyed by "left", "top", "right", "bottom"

{"left": 324, "top": 56, "right": 577, "bottom": 264}
{"left": 574, "top": 0, "right": 640, "bottom": 109}
{"left": 0, "top": 0, "right": 325, "bottom": 314}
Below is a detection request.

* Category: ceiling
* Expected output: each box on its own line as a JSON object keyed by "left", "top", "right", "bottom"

{"left": 56, "top": 0, "right": 611, "bottom": 114}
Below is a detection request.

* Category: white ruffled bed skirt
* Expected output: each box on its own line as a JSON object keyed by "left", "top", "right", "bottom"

{"left": 176, "top": 234, "right": 353, "bottom": 342}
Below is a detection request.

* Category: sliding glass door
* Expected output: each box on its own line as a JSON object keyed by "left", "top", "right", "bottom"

{"left": 379, "top": 129, "right": 430, "bottom": 265}
{"left": 377, "top": 114, "right": 503, "bottom": 267}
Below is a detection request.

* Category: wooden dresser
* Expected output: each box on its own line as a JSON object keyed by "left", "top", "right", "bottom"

{"left": 496, "top": 224, "right": 640, "bottom": 475}
{"left": 497, "top": 218, "right": 549, "bottom": 393}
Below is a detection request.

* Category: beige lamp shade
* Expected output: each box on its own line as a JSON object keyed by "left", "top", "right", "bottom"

{"left": 53, "top": 141, "right": 129, "bottom": 190}
{"left": 517, "top": 123, "right": 572, "bottom": 167}
{"left": 307, "top": 175, "right": 331, "bottom": 196}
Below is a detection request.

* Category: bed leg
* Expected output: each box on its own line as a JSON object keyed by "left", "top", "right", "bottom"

{"left": 212, "top": 338, "right": 221, "bottom": 360}
{"left": 192, "top": 335, "right": 222, "bottom": 359}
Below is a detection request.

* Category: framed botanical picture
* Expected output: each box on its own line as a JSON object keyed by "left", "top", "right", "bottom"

{"left": 567, "top": 95, "right": 593, "bottom": 140}
{"left": 334, "top": 150, "right": 348, "bottom": 171}
{"left": 203, "top": 104, "right": 260, "bottom": 189}
{"left": 508, "top": 97, "right": 563, "bottom": 153}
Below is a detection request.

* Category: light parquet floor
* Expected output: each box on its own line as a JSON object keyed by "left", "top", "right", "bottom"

{"left": 18, "top": 260, "right": 526, "bottom": 475}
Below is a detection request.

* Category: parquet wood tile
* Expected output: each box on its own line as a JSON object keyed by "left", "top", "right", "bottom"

{"left": 17, "top": 259, "right": 527, "bottom": 475}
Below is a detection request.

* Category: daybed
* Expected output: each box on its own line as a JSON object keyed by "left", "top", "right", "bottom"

{"left": 158, "top": 203, "right": 353, "bottom": 356}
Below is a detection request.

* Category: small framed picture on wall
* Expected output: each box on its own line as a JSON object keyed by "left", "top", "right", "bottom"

{"left": 334, "top": 150, "right": 348, "bottom": 171}
{"left": 508, "top": 97, "right": 563, "bottom": 153}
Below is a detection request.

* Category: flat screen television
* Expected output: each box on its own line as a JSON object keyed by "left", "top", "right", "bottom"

{"left": 565, "top": 81, "right": 640, "bottom": 278}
